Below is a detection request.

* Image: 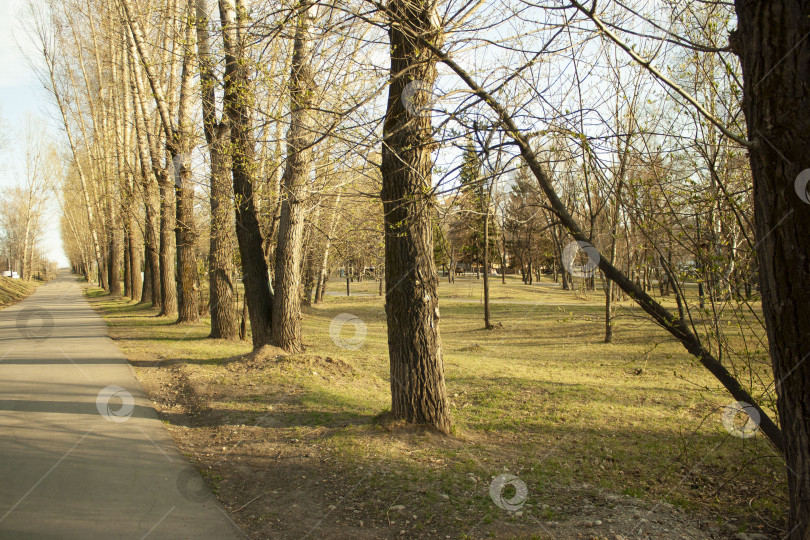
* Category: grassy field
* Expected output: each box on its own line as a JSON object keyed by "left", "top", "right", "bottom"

{"left": 86, "top": 274, "right": 785, "bottom": 539}
{"left": 0, "top": 276, "right": 40, "bottom": 307}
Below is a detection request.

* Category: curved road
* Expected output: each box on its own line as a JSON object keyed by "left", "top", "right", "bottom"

{"left": 0, "top": 273, "right": 244, "bottom": 539}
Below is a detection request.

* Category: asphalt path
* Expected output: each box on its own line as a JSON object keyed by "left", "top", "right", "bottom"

{"left": 0, "top": 273, "right": 244, "bottom": 539}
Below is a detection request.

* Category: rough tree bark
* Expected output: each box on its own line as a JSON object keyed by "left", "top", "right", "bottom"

{"left": 272, "top": 0, "right": 316, "bottom": 353}
{"left": 107, "top": 203, "right": 122, "bottom": 294}
{"left": 141, "top": 247, "right": 155, "bottom": 305}
{"left": 123, "top": 0, "right": 197, "bottom": 321}
{"left": 171, "top": 0, "right": 200, "bottom": 323}
{"left": 419, "top": 24, "right": 785, "bottom": 449}
{"left": 381, "top": 0, "right": 451, "bottom": 433}
{"left": 157, "top": 177, "right": 178, "bottom": 315}
{"left": 196, "top": 0, "right": 238, "bottom": 339}
{"left": 483, "top": 203, "right": 492, "bottom": 329}
{"left": 119, "top": 45, "right": 142, "bottom": 302}
{"left": 264, "top": 123, "right": 285, "bottom": 267}
{"left": 220, "top": 0, "right": 274, "bottom": 348}
{"left": 124, "top": 6, "right": 177, "bottom": 314}
{"left": 732, "top": 2, "right": 810, "bottom": 534}
{"left": 314, "top": 190, "right": 341, "bottom": 304}
{"left": 124, "top": 236, "right": 131, "bottom": 297}
{"left": 126, "top": 191, "right": 143, "bottom": 303}
{"left": 108, "top": 43, "right": 124, "bottom": 297}
{"left": 130, "top": 61, "right": 161, "bottom": 307}
{"left": 41, "top": 41, "right": 106, "bottom": 290}
{"left": 604, "top": 151, "right": 626, "bottom": 344}
{"left": 132, "top": 126, "right": 166, "bottom": 309}
{"left": 301, "top": 202, "right": 322, "bottom": 308}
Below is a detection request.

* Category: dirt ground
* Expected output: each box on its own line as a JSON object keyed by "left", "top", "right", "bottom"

{"left": 130, "top": 346, "right": 773, "bottom": 540}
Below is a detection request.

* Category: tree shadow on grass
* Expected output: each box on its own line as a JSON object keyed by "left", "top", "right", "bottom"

{"left": 160, "top": 407, "right": 376, "bottom": 430}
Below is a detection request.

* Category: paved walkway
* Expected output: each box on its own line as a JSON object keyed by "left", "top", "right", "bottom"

{"left": 0, "top": 273, "right": 244, "bottom": 539}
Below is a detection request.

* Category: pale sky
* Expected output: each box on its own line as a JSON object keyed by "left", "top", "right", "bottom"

{"left": 0, "top": 0, "right": 70, "bottom": 267}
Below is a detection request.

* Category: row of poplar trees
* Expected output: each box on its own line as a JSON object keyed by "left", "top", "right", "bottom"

{"left": 36, "top": 0, "right": 810, "bottom": 533}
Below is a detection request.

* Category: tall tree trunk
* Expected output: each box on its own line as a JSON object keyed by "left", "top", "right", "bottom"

{"left": 123, "top": 0, "right": 196, "bottom": 320}
{"left": 220, "top": 0, "right": 273, "bottom": 348}
{"left": 207, "top": 168, "right": 238, "bottom": 329}
{"left": 42, "top": 44, "right": 106, "bottom": 290}
{"left": 381, "top": 0, "right": 451, "bottom": 433}
{"left": 240, "top": 295, "right": 248, "bottom": 341}
{"left": 302, "top": 203, "right": 322, "bottom": 308}
{"left": 500, "top": 243, "right": 506, "bottom": 284}
{"left": 141, "top": 251, "right": 153, "bottom": 305}
{"left": 139, "top": 165, "right": 160, "bottom": 309}
{"left": 121, "top": 48, "right": 142, "bottom": 303}
{"left": 264, "top": 122, "right": 285, "bottom": 267}
{"left": 272, "top": 0, "right": 316, "bottom": 353}
{"left": 316, "top": 271, "right": 330, "bottom": 303}
{"left": 604, "top": 195, "right": 621, "bottom": 344}
{"left": 448, "top": 244, "right": 454, "bottom": 284}
{"left": 733, "top": 3, "right": 810, "bottom": 534}
{"left": 124, "top": 234, "right": 131, "bottom": 297}
{"left": 603, "top": 272, "right": 613, "bottom": 343}
{"left": 314, "top": 191, "right": 341, "bottom": 304}
{"left": 108, "top": 223, "right": 122, "bottom": 295}
{"left": 197, "top": 0, "right": 237, "bottom": 338}
{"left": 21, "top": 219, "right": 31, "bottom": 281}
{"left": 108, "top": 43, "right": 125, "bottom": 297}
{"left": 174, "top": 174, "right": 198, "bottom": 322}
{"left": 158, "top": 174, "right": 178, "bottom": 315}
{"left": 431, "top": 37, "right": 785, "bottom": 451}
{"left": 172, "top": 0, "right": 199, "bottom": 324}
{"left": 129, "top": 50, "right": 162, "bottom": 307}
{"left": 483, "top": 206, "right": 492, "bottom": 329}
{"left": 125, "top": 12, "right": 175, "bottom": 313}
{"left": 551, "top": 228, "right": 569, "bottom": 290}
{"left": 128, "top": 211, "right": 143, "bottom": 302}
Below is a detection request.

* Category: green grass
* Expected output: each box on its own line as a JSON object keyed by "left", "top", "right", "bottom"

{"left": 0, "top": 276, "right": 39, "bottom": 307}
{"left": 86, "top": 274, "right": 786, "bottom": 536}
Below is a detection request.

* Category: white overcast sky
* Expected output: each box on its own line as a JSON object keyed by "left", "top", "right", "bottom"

{"left": 0, "top": 0, "right": 69, "bottom": 266}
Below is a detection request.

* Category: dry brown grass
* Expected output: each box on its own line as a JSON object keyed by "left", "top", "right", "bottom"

{"left": 85, "top": 275, "right": 785, "bottom": 539}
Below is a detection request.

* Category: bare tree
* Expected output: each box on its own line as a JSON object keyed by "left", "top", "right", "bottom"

{"left": 731, "top": 2, "right": 810, "bottom": 532}
{"left": 31, "top": 2, "right": 107, "bottom": 289}
{"left": 381, "top": 0, "right": 451, "bottom": 433}
{"left": 121, "top": 0, "right": 199, "bottom": 322}
{"left": 272, "top": 0, "right": 317, "bottom": 352}
{"left": 196, "top": 0, "right": 238, "bottom": 339}
{"left": 220, "top": 0, "right": 273, "bottom": 348}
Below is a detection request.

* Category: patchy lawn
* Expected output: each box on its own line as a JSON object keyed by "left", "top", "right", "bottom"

{"left": 0, "top": 276, "right": 41, "bottom": 308}
{"left": 85, "top": 276, "right": 785, "bottom": 539}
